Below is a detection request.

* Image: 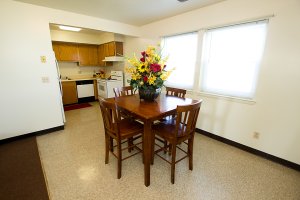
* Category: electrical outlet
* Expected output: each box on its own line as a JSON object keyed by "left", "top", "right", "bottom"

{"left": 253, "top": 132, "right": 260, "bottom": 139}
{"left": 41, "top": 76, "right": 49, "bottom": 83}
{"left": 40, "top": 56, "right": 47, "bottom": 63}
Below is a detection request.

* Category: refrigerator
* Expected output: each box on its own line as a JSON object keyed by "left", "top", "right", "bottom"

{"left": 54, "top": 53, "right": 66, "bottom": 123}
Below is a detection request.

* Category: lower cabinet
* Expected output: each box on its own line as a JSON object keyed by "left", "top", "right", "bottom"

{"left": 62, "top": 81, "right": 78, "bottom": 105}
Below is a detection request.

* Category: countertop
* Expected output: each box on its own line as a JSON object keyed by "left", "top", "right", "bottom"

{"left": 61, "top": 77, "right": 99, "bottom": 82}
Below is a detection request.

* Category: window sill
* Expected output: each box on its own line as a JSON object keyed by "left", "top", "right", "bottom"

{"left": 191, "top": 91, "right": 256, "bottom": 105}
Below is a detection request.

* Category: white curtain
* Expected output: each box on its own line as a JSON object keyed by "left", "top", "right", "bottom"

{"left": 200, "top": 20, "right": 268, "bottom": 99}
{"left": 162, "top": 32, "right": 198, "bottom": 89}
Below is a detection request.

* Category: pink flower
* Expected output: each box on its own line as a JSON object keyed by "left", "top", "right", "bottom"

{"left": 150, "top": 63, "right": 161, "bottom": 72}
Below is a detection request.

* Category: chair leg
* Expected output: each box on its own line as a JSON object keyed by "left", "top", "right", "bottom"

{"left": 163, "top": 140, "right": 168, "bottom": 154}
{"left": 188, "top": 137, "right": 194, "bottom": 171}
{"left": 105, "top": 134, "right": 109, "bottom": 164}
{"left": 169, "top": 144, "right": 172, "bottom": 155}
{"left": 171, "top": 143, "right": 176, "bottom": 184}
{"left": 117, "top": 140, "right": 122, "bottom": 179}
{"left": 110, "top": 137, "right": 114, "bottom": 152}
{"left": 142, "top": 134, "right": 144, "bottom": 164}
{"left": 127, "top": 138, "right": 132, "bottom": 152}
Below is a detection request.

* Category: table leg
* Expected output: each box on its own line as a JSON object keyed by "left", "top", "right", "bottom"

{"left": 143, "top": 120, "right": 152, "bottom": 187}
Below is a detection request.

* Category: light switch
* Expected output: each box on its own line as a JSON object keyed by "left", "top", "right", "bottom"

{"left": 42, "top": 76, "right": 49, "bottom": 83}
{"left": 40, "top": 56, "right": 47, "bottom": 63}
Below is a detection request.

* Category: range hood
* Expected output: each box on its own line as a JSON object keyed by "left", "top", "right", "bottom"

{"left": 103, "top": 56, "right": 124, "bottom": 62}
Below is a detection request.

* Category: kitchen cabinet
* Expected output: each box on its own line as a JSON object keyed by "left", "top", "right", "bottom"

{"left": 78, "top": 44, "right": 98, "bottom": 66}
{"left": 62, "top": 81, "right": 78, "bottom": 105}
{"left": 98, "top": 41, "right": 123, "bottom": 66}
{"left": 52, "top": 42, "right": 79, "bottom": 62}
{"left": 98, "top": 44, "right": 105, "bottom": 66}
{"left": 98, "top": 44, "right": 112, "bottom": 66}
{"left": 105, "top": 41, "right": 123, "bottom": 57}
{"left": 52, "top": 41, "right": 123, "bottom": 66}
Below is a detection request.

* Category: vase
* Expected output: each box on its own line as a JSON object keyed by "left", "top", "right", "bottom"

{"left": 139, "top": 87, "right": 161, "bottom": 102}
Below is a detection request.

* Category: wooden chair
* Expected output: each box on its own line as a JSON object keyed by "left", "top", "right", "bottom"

{"left": 113, "top": 86, "right": 135, "bottom": 97}
{"left": 152, "top": 100, "right": 202, "bottom": 184}
{"left": 113, "top": 86, "right": 137, "bottom": 152}
{"left": 99, "top": 98, "right": 143, "bottom": 179}
{"left": 165, "top": 86, "right": 186, "bottom": 98}
{"left": 161, "top": 86, "right": 187, "bottom": 153}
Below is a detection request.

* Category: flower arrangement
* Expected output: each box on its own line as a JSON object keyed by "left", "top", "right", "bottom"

{"left": 125, "top": 45, "right": 172, "bottom": 92}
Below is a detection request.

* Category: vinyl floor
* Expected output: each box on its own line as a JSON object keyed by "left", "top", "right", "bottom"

{"left": 37, "top": 101, "right": 300, "bottom": 200}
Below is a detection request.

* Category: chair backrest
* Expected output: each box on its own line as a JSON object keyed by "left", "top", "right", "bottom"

{"left": 113, "top": 86, "right": 135, "bottom": 97}
{"left": 166, "top": 86, "right": 186, "bottom": 98}
{"left": 174, "top": 100, "right": 202, "bottom": 138}
{"left": 99, "top": 98, "right": 121, "bottom": 138}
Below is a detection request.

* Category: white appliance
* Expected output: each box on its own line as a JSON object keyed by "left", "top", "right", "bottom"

{"left": 54, "top": 56, "right": 66, "bottom": 123}
{"left": 97, "top": 71, "right": 124, "bottom": 98}
{"left": 76, "top": 80, "right": 95, "bottom": 103}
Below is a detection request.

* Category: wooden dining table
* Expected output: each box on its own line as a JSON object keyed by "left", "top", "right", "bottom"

{"left": 107, "top": 94, "right": 199, "bottom": 187}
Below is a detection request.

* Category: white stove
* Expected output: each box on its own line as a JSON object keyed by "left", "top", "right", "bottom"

{"left": 97, "top": 71, "right": 124, "bottom": 98}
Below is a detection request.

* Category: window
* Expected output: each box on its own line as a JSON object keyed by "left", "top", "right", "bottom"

{"left": 200, "top": 20, "right": 268, "bottom": 99}
{"left": 162, "top": 32, "right": 198, "bottom": 89}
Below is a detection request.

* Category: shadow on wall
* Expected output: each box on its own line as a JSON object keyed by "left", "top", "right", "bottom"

{"left": 193, "top": 93, "right": 232, "bottom": 137}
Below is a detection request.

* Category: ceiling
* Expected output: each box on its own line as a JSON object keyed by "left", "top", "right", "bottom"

{"left": 49, "top": 24, "right": 105, "bottom": 34}
{"left": 15, "top": 0, "right": 225, "bottom": 26}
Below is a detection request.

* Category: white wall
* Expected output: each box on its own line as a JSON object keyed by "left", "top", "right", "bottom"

{"left": 50, "top": 30, "right": 125, "bottom": 44}
{"left": 0, "top": 0, "right": 139, "bottom": 139}
{"left": 138, "top": 0, "right": 300, "bottom": 164}
{"left": 50, "top": 30, "right": 104, "bottom": 44}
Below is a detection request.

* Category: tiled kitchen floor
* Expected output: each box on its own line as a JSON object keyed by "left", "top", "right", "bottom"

{"left": 37, "top": 102, "right": 300, "bottom": 200}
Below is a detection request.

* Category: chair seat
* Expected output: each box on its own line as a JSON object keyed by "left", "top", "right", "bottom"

{"left": 118, "top": 119, "right": 143, "bottom": 139}
{"left": 153, "top": 120, "right": 187, "bottom": 142}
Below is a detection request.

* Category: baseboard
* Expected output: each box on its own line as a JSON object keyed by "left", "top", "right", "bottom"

{"left": 0, "top": 125, "right": 64, "bottom": 145}
{"left": 195, "top": 128, "right": 300, "bottom": 172}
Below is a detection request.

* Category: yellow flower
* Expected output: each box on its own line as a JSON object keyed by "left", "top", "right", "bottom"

{"left": 148, "top": 75, "right": 156, "bottom": 85}
{"left": 125, "top": 66, "right": 136, "bottom": 74}
{"left": 160, "top": 70, "right": 172, "bottom": 81}
{"left": 138, "top": 64, "right": 146, "bottom": 73}
{"left": 160, "top": 73, "right": 168, "bottom": 81}
{"left": 131, "top": 73, "right": 141, "bottom": 80}
{"left": 146, "top": 46, "right": 155, "bottom": 55}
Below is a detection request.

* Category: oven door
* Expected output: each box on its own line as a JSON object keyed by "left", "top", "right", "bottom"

{"left": 97, "top": 80, "right": 107, "bottom": 98}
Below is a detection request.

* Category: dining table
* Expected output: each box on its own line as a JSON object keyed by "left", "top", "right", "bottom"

{"left": 107, "top": 94, "right": 199, "bottom": 187}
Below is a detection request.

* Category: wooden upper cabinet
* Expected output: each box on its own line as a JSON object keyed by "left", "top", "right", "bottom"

{"left": 78, "top": 44, "right": 98, "bottom": 66}
{"left": 98, "top": 44, "right": 105, "bottom": 66}
{"left": 89, "top": 45, "right": 99, "bottom": 66}
{"left": 98, "top": 41, "right": 123, "bottom": 66}
{"left": 99, "top": 43, "right": 112, "bottom": 66}
{"left": 52, "top": 42, "right": 79, "bottom": 62}
{"left": 106, "top": 41, "right": 123, "bottom": 57}
{"left": 114, "top": 42, "right": 123, "bottom": 57}
{"left": 52, "top": 41, "right": 122, "bottom": 67}
{"left": 52, "top": 43, "right": 61, "bottom": 60}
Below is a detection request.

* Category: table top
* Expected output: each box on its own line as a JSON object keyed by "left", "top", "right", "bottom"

{"left": 109, "top": 94, "right": 198, "bottom": 121}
